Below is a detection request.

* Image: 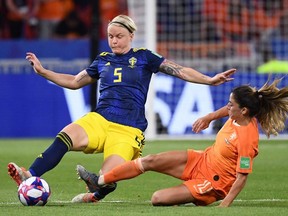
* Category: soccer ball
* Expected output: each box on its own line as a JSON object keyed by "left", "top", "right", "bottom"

{"left": 18, "top": 177, "right": 51, "bottom": 206}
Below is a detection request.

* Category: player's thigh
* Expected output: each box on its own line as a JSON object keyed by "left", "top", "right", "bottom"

{"left": 104, "top": 142, "right": 138, "bottom": 161}
{"left": 101, "top": 143, "right": 138, "bottom": 173}
{"left": 71, "top": 112, "right": 107, "bottom": 153}
{"left": 151, "top": 184, "right": 194, "bottom": 206}
{"left": 100, "top": 154, "right": 127, "bottom": 174}
{"left": 104, "top": 124, "right": 144, "bottom": 161}
{"left": 62, "top": 123, "right": 89, "bottom": 151}
{"left": 142, "top": 151, "right": 188, "bottom": 178}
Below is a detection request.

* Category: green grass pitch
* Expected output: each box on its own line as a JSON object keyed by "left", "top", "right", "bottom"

{"left": 0, "top": 139, "right": 288, "bottom": 216}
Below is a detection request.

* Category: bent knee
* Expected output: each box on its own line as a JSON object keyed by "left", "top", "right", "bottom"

{"left": 151, "top": 191, "right": 165, "bottom": 206}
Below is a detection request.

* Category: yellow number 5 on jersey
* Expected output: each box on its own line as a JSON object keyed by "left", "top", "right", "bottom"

{"left": 114, "top": 68, "right": 122, "bottom": 83}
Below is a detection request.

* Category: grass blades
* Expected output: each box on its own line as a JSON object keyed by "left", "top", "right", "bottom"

{"left": 0, "top": 139, "right": 288, "bottom": 215}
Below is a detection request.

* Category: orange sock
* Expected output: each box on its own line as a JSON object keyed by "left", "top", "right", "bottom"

{"left": 104, "top": 159, "right": 144, "bottom": 184}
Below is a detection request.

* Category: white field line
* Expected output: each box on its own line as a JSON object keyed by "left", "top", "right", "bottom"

{"left": 0, "top": 198, "right": 287, "bottom": 205}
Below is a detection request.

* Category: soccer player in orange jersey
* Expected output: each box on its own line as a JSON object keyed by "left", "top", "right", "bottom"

{"left": 75, "top": 78, "right": 288, "bottom": 207}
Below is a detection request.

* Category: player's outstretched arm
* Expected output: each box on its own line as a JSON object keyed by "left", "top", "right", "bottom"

{"left": 26, "top": 52, "right": 95, "bottom": 89}
{"left": 159, "top": 59, "right": 236, "bottom": 85}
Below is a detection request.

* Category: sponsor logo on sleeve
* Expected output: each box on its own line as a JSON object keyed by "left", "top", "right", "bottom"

{"left": 240, "top": 157, "right": 250, "bottom": 169}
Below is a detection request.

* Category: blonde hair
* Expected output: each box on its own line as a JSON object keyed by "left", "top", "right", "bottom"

{"left": 232, "top": 78, "right": 288, "bottom": 137}
{"left": 108, "top": 15, "right": 137, "bottom": 33}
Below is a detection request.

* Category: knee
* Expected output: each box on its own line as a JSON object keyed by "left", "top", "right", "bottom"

{"left": 151, "top": 191, "right": 164, "bottom": 206}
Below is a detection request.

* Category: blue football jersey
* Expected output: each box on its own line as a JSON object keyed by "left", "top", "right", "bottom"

{"left": 86, "top": 48, "right": 165, "bottom": 131}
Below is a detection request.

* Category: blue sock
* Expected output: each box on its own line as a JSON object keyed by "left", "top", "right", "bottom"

{"left": 93, "top": 183, "right": 117, "bottom": 200}
{"left": 29, "top": 132, "right": 73, "bottom": 176}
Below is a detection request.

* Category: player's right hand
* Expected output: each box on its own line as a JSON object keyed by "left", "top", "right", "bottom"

{"left": 192, "top": 115, "right": 212, "bottom": 133}
{"left": 26, "top": 52, "right": 45, "bottom": 75}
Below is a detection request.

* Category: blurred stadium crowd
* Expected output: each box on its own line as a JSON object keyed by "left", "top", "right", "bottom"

{"left": 0, "top": 0, "right": 127, "bottom": 40}
{"left": 156, "top": 0, "right": 288, "bottom": 71}
{"left": 1, "top": 0, "right": 288, "bottom": 70}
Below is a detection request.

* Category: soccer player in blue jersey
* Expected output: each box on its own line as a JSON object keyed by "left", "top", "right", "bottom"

{"left": 8, "top": 15, "right": 236, "bottom": 203}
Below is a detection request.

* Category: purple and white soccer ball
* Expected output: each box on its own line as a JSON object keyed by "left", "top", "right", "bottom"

{"left": 18, "top": 176, "right": 51, "bottom": 206}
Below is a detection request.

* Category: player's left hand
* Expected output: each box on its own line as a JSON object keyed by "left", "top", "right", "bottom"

{"left": 210, "top": 68, "right": 236, "bottom": 86}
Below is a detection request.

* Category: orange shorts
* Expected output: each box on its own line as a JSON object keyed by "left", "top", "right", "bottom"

{"left": 181, "top": 150, "right": 223, "bottom": 206}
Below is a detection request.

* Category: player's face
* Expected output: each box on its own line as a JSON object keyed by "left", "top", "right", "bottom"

{"left": 227, "top": 93, "right": 244, "bottom": 122}
{"left": 107, "top": 25, "right": 133, "bottom": 55}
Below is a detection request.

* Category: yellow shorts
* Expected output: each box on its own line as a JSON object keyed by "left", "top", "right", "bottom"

{"left": 74, "top": 112, "right": 145, "bottom": 161}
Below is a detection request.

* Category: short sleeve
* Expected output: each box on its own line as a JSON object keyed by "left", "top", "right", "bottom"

{"left": 145, "top": 50, "right": 165, "bottom": 73}
{"left": 235, "top": 119, "right": 259, "bottom": 173}
{"left": 86, "top": 58, "right": 100, "bottom": 79}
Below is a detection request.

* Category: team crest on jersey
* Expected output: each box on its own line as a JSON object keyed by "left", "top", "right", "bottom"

{"left": 224, "top": 132, "right": 237, "bottom": 145}
{"left": 129, "top": 57, "right": 137, "bottom": 68}
{"left": 229, "top": 132, "right": 237, "bottom": 140}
